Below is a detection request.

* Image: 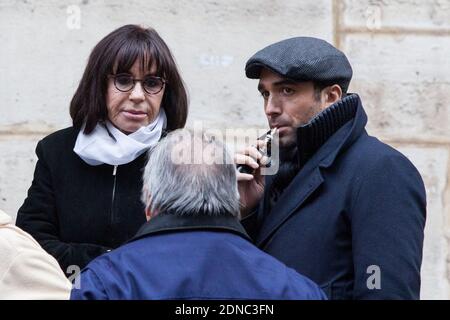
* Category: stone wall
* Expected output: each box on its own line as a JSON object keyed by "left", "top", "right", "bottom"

{"left": 336, "top": 0, "right": 450, "bottom": 299}
{"left": 0, "top": 0, "right": 448, "bottom": 299}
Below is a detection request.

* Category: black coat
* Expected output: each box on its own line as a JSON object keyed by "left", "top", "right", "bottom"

{"left": 16, "top": 127, "right": 148, "bottom": 273}
{"left": 242, "top": 95, "right": 426, "bottom": 299}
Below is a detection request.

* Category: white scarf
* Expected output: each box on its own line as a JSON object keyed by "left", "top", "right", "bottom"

{"left": 73, "top": 109, "right": 167, "bottom": 166}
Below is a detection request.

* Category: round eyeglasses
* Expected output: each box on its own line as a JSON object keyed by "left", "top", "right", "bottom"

{"left": 108, "top": 73, "right": 167, "bottom": 95}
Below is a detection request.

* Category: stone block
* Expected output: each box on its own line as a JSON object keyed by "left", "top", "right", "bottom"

{"left": 343, "top": 34, "right": 450, "bottom": 139}
{"left": 342, "top": 0, "right": 450, "bottom": 30}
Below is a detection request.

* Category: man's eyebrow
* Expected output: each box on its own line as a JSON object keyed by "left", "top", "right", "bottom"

{"left": 273, "top": 79, "right": 298, "bottom": 86}
{"left": 258, "top": 79, "right": 298, "bottom": 91}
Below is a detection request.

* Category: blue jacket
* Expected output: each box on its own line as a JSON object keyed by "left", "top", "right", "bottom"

{"left": 71, "top": 214, "right": 326, "bottom": 300}
{"left": 242, "top": 94, "right": 426, "bottom": 299}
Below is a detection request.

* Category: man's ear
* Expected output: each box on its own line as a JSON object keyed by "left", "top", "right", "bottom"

{"left": 145, "top": 205, "right": 159, "bottom": 221}
{"left": 143, "top": 188, "right": 152, "bottom": 221}
{"left": 145, "top": 207, "right": 152, "bottom": 221}
{"left": 324, "top": 84, "right": 342, "bottom": 105}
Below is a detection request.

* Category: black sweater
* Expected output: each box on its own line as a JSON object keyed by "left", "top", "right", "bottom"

{"left": 16, "top": 127, "right": 148, "bottom": 273}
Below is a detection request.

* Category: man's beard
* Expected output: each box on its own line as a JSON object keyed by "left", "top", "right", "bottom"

{"left": 279, "top": 100, "right": 324, "bottom": 148}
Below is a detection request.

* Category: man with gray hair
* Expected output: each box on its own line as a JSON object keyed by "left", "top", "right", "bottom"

{"left": 71, "top": 129, "right": 326, "bottom": 300}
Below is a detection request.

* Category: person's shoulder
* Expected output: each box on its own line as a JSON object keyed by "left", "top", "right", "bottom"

{"left": 345, "top": 134, "right": 426, "bottom": 203}
{"left": 0, "top": 225, "right": 71, "bottom": 299}
{"left": 259, "top": 252, "right": 327, "bottom": 299}
{"left": 35, "top": 127, "right": 80, "bottom": 161}
{"left": 239, "top": 241, "right": 325, "bottom": 298}
{"left": 78, "top": 246, "right": 128, "bottom": 287}
{"left": 0, "top": 225, "right": 22, "bottom": 262}
{"left": 40, "top": 127, "right": 79, "bottom": 146}
{"left": 353, "top": 133, "right": 397, "bottom": 158}
{"left": 349, "top": 134, "right": 419, "bottom": 173}
{"left": 285, "top": 267, "right": 327, "bottom": 299}
{"left": 84, "top": 242, "right": 133, "bottom": 271}
{"left": 0, "top": 222, "right": 48, "bottom": 264}
{"left": 78, "top": 252, "right": 112, "bottom": 282}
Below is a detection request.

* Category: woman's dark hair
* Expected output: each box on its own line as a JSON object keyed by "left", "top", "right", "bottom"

{"left": 70, "top": 24, "right": 188, "bottom": 134}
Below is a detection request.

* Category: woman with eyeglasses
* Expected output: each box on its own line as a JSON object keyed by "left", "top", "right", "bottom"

{"left": 16, "top": 25, "right": 188, "bottom": 274}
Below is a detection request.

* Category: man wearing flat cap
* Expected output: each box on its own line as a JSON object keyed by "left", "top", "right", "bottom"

{"left": 235, "top": 37, "right": 426, "bottom": 300}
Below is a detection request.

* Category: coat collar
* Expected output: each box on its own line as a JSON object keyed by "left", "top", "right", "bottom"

{"left": 256, "top": 93, "right": 368, "bottom": 246}
{"left": 129, "top": 211, "right": 252, "bottom": 243}
{"left": 315, "top": 94, "right": 367, "bottom": 169}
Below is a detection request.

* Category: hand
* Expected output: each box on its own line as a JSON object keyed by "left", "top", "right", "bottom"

{"left": 234, "top": 141, "right": 268, "bottom": 218}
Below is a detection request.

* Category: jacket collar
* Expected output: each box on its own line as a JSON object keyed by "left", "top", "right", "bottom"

{"left": 256, "top": 93, "right": 368, "bottom": 246}
{"left": 129, "top": 211, "right": 252, "bottom": 243}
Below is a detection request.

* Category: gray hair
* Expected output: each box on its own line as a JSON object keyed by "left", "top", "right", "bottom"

{"left": 141, "top": 129, "right": 240, "bottom": 217}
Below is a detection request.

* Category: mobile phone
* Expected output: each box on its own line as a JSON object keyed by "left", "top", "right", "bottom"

{"left": 236, "top": 128, "right": 275, "bottom": 174}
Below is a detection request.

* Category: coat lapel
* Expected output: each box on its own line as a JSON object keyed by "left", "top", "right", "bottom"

{"left": 256, "top": 166, "right": 324, "bottom": 246}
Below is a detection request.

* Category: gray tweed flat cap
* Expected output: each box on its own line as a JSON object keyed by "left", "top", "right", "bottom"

{"left": 245, "top": 37, "right": 353, "bottom": 93}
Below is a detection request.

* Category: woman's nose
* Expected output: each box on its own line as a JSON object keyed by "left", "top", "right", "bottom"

{"left": 129, "top": 81, "right": 145, "bottom": 102}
